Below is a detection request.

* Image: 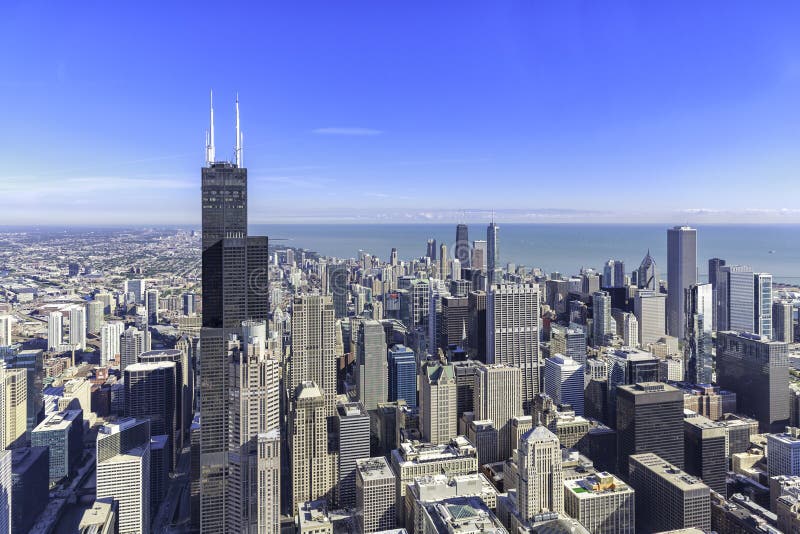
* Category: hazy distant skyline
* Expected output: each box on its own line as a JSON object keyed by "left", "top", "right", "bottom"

{"left": 3, "top": 1, "right": 800, "bottom": 224}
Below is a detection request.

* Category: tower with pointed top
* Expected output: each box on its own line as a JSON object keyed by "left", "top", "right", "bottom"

{"left": 199, "top": 93, "right": 271, "bottom": 533}
{"left": 637, "top": 250, "right": 658, "bottom": 291}
{"left": 517, "top": 424, "right": 564, "bottom": 519}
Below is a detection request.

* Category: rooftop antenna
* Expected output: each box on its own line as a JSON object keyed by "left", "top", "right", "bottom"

{"left": 206, "top": 90, "right": 216, "bottom": 165}
{"left": 235, "top": 93, "right": 243, "bottom": 167}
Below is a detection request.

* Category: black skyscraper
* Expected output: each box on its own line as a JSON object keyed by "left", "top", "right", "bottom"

{"left": 455, "top": 223, "right": 470, "bottom": 269}
{"left": 199, "top": 95, "right": 268, "bottom": 531}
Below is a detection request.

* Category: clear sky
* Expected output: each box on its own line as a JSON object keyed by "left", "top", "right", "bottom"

{"left": 3, "top": 1, "right": 800, "bottom": 225}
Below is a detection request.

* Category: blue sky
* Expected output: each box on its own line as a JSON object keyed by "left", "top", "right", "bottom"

{"left": 3, "top": 1, "right": 800, "bottom": 224}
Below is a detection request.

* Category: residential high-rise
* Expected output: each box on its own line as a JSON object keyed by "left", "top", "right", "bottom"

{"left": 684, "top": 284, "right": 713, "bottom": 385}
{"left": 290, "top": 294, "right": 337, "bottom": 414}
{"left": 68, "top": 304, "right": 86, "bottom": 350}
{"left": 455, "top": 223, "right": 470, "bottom": 268}
{"left": 0, "top": 315, "right": 11, "bottom": 347}
{"left": 0, "top": 365, "right": 26, "bottom": 450}
{"left": 100, "top": 321, "right": 124, "bottom": 366}
{"left": 355, "top": 457, "right": 397, "bottom": 533}
{"left": 120, "top": 326, "right": 149, "bottom": 372}
{"left": 628, "top": 453, "right": 711, "bottom": 533}
{"left": 96, "top": 418, "right": 151, "bottom": 534}
{"left": 666, "top": 226, "right": 697, "bottom": 339}
{"left": 716, "top": 331, "right": 789, "bottom": 433}
{"left": 592, "top": 290, "right": 615, "bottom": 346}
{"left": 145, "top": 288, "right": 159, "bottom": 325}
{"left": 47, "top": 311, "right": 62, "bottom": 351}
{"left": 544, "top": 354, "right": 584, "bottom": 416}
{"left": 683, "top": 415, "right": 727, "bottom": 495}
{"left": 487, "top": 220, "right": 500, "bottom": 286}
{"left": 420, "top": 361, "right": 457, "bottom": 445}
{"left": 718, "top": 265, "right": 755, "bottom": 332}
{"left": 388, "top": 345, "right": 417, "bottom": 408}
{"left": 774, "top": 301, "right": 794, "bottom": 343}
{"left": 86, "top": 299, "right": 105, "bottom": 335}
{"left": 290, "top": 381, "right": 335, "bottom": 510}
{"left": 564, "top": 472, "right": 635, "bottom": 534}
{"left": 355, "top": 319, "right": 388, "bottom": 411}
{"left": 336, "top": 401, "right": 371, "bottom": 509}
{"left": 754, "top": 272, "right": 773, "bottom": 338}
{"left": 634, "top": 289, "right": 666, "bottom": 348}
{"left": 637, "top": 250, "right": 658, "bottom": 291}
{"left": 439, "top": 243, "right": 449, "bottom": 279}
{"left": 199, "top": 95, "right": 270, "bottom": 533}
{"left": 487, "top": 283, "right": 540, "bottom": 413}
{"left": 474, "top": 363, "right": 523, "bottom": 461}
{"left": 124, "top": 361, "right": 177, "bottom": 471}
{"left": 517, "top": 424, "right": 564, "bottom": 520}
{"left": 616, "top": 382, "right": 684, "bottom": 476}
{"left": 472, "top": 239, "right": 487, "bottom": 272}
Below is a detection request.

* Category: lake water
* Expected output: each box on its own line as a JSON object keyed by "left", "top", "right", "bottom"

{"left": 251, "top": 223, "right": 800, "bottom": 283}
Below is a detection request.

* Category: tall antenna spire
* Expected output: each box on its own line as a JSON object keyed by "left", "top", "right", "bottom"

{"left": 206, "top": 90, "right": 216, "bottom": 165}
{"left": 235, "top": 93, "right": 243, "bottom": 167}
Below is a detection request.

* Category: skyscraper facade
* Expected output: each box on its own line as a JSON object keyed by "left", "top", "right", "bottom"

{"left": 388, "top": 345, "right": 417, "bottom": 408}
{"left": 708, "top": 257, "right": 726, "bottom": 330}
{"left": 754, "top": 272, "right": 773, "bottom": 338}
{"left": 666, "top": 226, "right": 697, "bottom": 339}
{"left": 544, "top": 354, "right": 584, "bottom": 416}
{"left": 289, "top": 295, "right": 337, "bottom": 414}
{"left": 355, "top": 319, "right": 388, "bottom": 411}
{"left": 68, "top": 304, "right": 86, "bottom": 350}
{"left": 336, "top": 401, "right": 371, "bottom": 509}
{"left": 592, "top": 290, "right": 615, "bottom": 346}
{"left": 719, "top": 265, "right": 755, "bottom": 333}
{"left": 517, "top": 425, "right": 564, "bottom": 520}
{"left": 487, "top": 282, "right": 540, "bottom": 413}
{"left": 474, "top": 363, "right": 523, "bottom": 461}
{"left": 773, "top": 301, "right": 794, "bottom": 343}
{"left": 420, "top": 361, "right": 457, "bottom": 445}
{"left": 637, "top": 250, "right": 658, "bottom": 291}
{"left": 326, "top": 263, "right": 349, "bottom": 319}
{"left": 487, "top": 221, "right": 500, "bottom": 286}
{"left": 455, "top": 223, "right": 470, "bottom": 268}
{"left": 199, "top": 96, "right": 269, "bottom": 532}
{"left": 47, "top": 311, "right": 62, "bottom": 351}
{"left": 634, "top": 289, "right": 666, "bottom": 348}
{"left": 684, "top": 284, "right": 713, "bottom": 385}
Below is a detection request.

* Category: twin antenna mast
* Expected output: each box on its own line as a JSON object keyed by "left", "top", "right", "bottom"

{"left": 205, "top": 90, "right": 243, "bottom": 168}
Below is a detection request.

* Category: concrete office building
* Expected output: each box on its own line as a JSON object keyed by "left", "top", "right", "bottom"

{"left": 473, "top": 363, "right": 523, "bottom": 461}
{"left": 290, "top": 295, "right": 337, "bottom": 415}
{"left": 31, "top": 409, "right": 83, "bottom": 484}
{"left": 1, "top": 365, "right": 26, "bottom": 450}
{"left": 628, "top": 453, "right": 711, "bottom": 532}
{"left": 356, "top": 457, "right": 397, "bottom": 533}
{"left": 564, "top": 472, "right": 635, "bottom": 534}
{"left": 517, "top": 424, "right": 564, "bottom": 519}
{"left": 336, "top": 401, "right": 371, "bottom": 509}
{"left": 683, "top": 415, "right": 727, "bottom": 495}
{"left": 544, "top": 355, "right": 584, "bottom": 416}
{"left": 355, "top": 319, "right": 388, "bottom": 411}
{"left": 290, "top": 381, "right": 335, "bottom": 511}
{"left": 634, "top": 289, "right": 666, "bottom": 348}
{"left": 10, "top": 446, "right": 49, "bottom": 534}
{"left": 419, "top": 361, "right": 457, "bottom": 445}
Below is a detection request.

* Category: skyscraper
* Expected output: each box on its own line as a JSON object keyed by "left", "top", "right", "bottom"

{"left": 708, "top": 258, "right": 726, "bottom": 330}
{"left": 637, "top": 250, "right": 658, "bottom": 291}
{"left": 420, "top": 361, "right": 457, "bottom": 445}
{"left": 0, "top": 364, "right": 27, "bottom": 450}
{"left": 666, "top": 226, "right": 697, "bottom": 339}
{"left": 517, "top": 425, "right": 564, "bottom": 520}
{"left": 487, "top": 283, "right": 540, "bottom": 413}
{"left": 120, "top": 326, "right": 149, "bottom": 372}
{"left": 124, "top": 361, "right": 177, "bottom": 471}
{"left": 634, "top": 289, "right": 666, "bottom": 348}
{"left": 0, "top": 315, "right": 10, "bottom": 347}
{"left": 355, "top": 319, "right": 388, "bottom": 411}
{"left": 544, "top": 354, "right": 584, "bottom": 416}
{"left": 616, "top": 382, "right": 684, "bottom": 476}
{"left": 474, "top": 363, "right": 523, "bottom": 461}
{"left": 326, "top": 263, "right": 349, "bottom": 319}
{"left": 47, "top": 311, "right": 62, "bottom": 351}
{"left": 68, "top": 304, "right": 86, "bottom": 350}
{"left": 718, "top": 265, "right": 754, "bottom": 333}
{"left": 684, "top": 284, "right": 713, "bottom": 385}
{"left": 754, "top": 272, "right": 773, "bottom": 338}
{"left": 100, "top": 321, "right": 124, "bottom": 366}
{"left": 388, "top": 345, "right": 417, "bottom": 408}
{"left": 716, "top": 331, "right": 789, "bottom": 432}
{"left": 426, "top": 238, "right": 437, "bottom": 261}
{"left": 774, "top": 301, "right": 794, "bottom": 343}
{"left": 96, "top": 418, "right": 151, "bottom": 534}
{"left": 289, "top": 294, "right": 337, "bottom": 414}
{"left": 290, "top": 381, "right": 335, "bottom": 510}
{"left": 683, "top": 415, "right": 727, "bottom": 495}
{"left": 355, "top": 457, "right": 397, "bottom": 533}
{"left": 336, "top": 401, "right": 371, "bottom": 509}
{"left": 145, "top": 288, "right": 159, "bottom": 325}
{"left": 592, "top": 290, "right": 615, "bottom": 346}
{"left": 487, "top": 220, "right": 500, "bottom": 286}
{"left": 455, "top": 223, "right": 470, "bottom": 268}
{"left": 199, "top": 94, "right": 269, "bottom": 532}
{"left": 86, "top": 299, "right": 105, "bottom": 334}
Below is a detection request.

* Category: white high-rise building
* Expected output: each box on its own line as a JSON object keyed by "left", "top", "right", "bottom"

{"left": 517, "top": 424, "right": 564, "bottom": 520}
{"left": 544, "top": 354, "right": 584, "bottom": 416}
{"left": 120, "top": 326, "right": 149, "bottom": 372}
{"left": 257, "top": 430, "right": 281, "bottom": 533}
{"left": 767, "top": 427, "right": 800, "bottom": 477}
{"left": 1, "top": 364, "right": 27, "bottom": 450}
{"left": 290, "top": 381, "right": 335, "bottom": 512}
{"left": 635, "top": 290, "right": 666, "bottom": 347}
{"left": 623, "top": 313, "right": 639, "bottom": 348}
{"left": 47, "top": 311, "right": 63, "bottom": 351}
{"left": 0, "top": 315, "right": 11, "bottom": 347}
{"left": 125, "top": 279, "right": 146, "bottom": 304}
{"left": 487, "top": 282, "right": 541, "bottom": 413}
{"left": 474, "top": 363, "right": 523, "bottom": 461}
{"left": 96, "top": 419, "right": 151, "bottom": 534}
{"left": 592, "top": 290, "right": 615, "bottom": 346}
{"left": 290, "top": 295, "right": 337, "bottom": 415}
{"left": 355, "top": 457, "right": 397, "bottom": 533}
{"left": 100, "top": 321, "right": 125, "bottom": 366}
{"left": 68, "top": 305, "right": 86, "bottom": 350}
{"left": 420, "top": 361, "right": 457, "bottom": 445}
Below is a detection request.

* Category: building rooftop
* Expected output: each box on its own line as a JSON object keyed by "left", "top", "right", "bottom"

{"left": 630, "top": 453, "right": 710, "bottom": 491}
{"left": 422, "top": 497, "right": 506, "bottom": 534}
{"left": 33, "top": 409, "right": 81, "bottom": 432}
{"left": 565, "top": 472, "right": 632, "bottom": 498}
{"left": 394, "top": 436, "right": 476, "bottom": 466}
{"left": 11, "top": 446, "right": 48, "bottom": 472}
{"left": 356, "top": 457, "right": 394, "bottom": 480}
